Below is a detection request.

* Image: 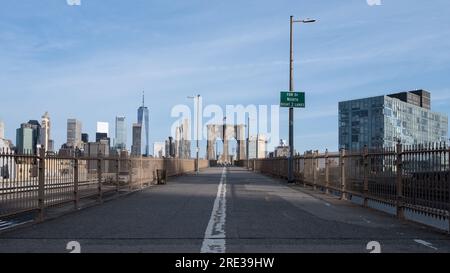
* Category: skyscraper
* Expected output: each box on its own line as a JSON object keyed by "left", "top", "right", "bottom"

{"left": 165, "top": 136, "right": 175, "bottom": 158}
{"left": 0, "top": 120, "right": 13, "bottom": 157}
{"left": 182, "top": 119, "right": 191, "bottom": 159}
{"left": 40, "top": 112, "right": 53, "bottom": 152}
{"left": 174, "top": 119, "right": 191, "bottom": 159}
{"left": 96, "top": 122, "right": 109, "bottom": 135}
{"left": 16, "top": 123, "right": 33, "bottom": 154}
{"left": 67, "top": 119, "right": 82, "bottom": 149}
{"left": 339, "top": 90, "right": 448, "bottom": 150}
{"left": 95, "top": 132, "right": 108, "bottom": 143}
{"left": 0, "top": 120, "right": 4, "bottom": 139}
{"left": 137, "top": 92, "right": 150, "bottom": 156}
{"left": 274, "top": 139, "right": 289, "bottom": 158}
{"left": 131, "top": 123, "right": 142, "bottom": 156}
{"left": 27, "top": 120, "right": 41, "bottom": 154}
{"left": 95, "top": 121, "right": 110, "bottom": 147}
{"left": 82, "top": 133, "right": 89, "bottom": 143}
{"left": 248, "top": 135, "right": 267, "bottom": 159}
{"left": 115, "top": 116, "right": 127, "bottom": 150}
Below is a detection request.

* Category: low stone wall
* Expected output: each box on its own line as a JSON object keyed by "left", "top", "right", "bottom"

{"left": 129, "top": 158, "right": 209, "bottom": 185}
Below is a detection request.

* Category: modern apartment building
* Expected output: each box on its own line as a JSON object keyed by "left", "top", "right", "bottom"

{"left": 339, "top": 90, "right": 448, "bottom": 151}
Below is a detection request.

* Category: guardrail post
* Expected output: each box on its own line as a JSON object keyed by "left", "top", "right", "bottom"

{"left": 116, "top": 158, "right": 120, "bottom": 193}
{"left": 313, "top": 151, "right": 317, "bottom": 191}
{"left": 271, "top": 158, "right": 281, "bottom": 178}
{"left": 340, "top": 148, "right": 347, "bottom": 200}
{"left": 325, "top": 149, "right": 330, "bottom": 194}
{"left": 97, "top": 154, "right": 103, "bottom": 203}
{"left": 278, "top": 159, "right": 281, "bottom": 178}
{"left": 448, "top": 144, "right": 450, "bottom": 234}
{"left": 396, "top": 141, "right": 404, "bottom": 219}
{"left": 74, "top": 157, "right": 79, "bottom": 210}
{"left": 363, "top": 146, "right": 369, "bottom": 208}
{"left": 294, "top": 156, "right": 298, "bottom": 182}
{"left": 37, "top": 148, "right": 46, "bottom": 222}
{"left": 303, "top": 152, "right": 307, "bottom": 187}
{"left": 140, "top": 156, "right": 144, "bottom": 189}
{"left": 128, "top": 159, "right": 133, "bottom": 190}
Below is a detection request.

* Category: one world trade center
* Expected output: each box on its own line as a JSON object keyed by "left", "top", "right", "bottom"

{"left": 138, "top": 92, "right": 150, "bottom": 156}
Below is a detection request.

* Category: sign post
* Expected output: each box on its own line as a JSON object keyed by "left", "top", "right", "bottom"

{"left": 282, "top": 91, "right": 305, "bottom": 184}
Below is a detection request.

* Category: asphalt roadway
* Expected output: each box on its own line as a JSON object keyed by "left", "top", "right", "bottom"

{"left": 0, "top": 167, "right": 449, "bottom": 253}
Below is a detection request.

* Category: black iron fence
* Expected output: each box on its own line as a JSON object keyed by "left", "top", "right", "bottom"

{"left": 0, "top": 148, "right": 208, "bottom": 222}
{"left": 242, "top": 142, "right": 450, "bottom": 232}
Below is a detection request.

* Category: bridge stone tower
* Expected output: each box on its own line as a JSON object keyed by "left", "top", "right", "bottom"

{"left": 207, "top": 123, "right": 246, "bottom": 163}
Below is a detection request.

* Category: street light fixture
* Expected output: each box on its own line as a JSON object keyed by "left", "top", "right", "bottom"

{"left": 188, "top": 94, "right": 201, "bottom": 175}
{"left": 288, "top": 16, "right": 316, "bottom": 184}
{"left": 295, "top": 18, "right": 316, "bottom": 23}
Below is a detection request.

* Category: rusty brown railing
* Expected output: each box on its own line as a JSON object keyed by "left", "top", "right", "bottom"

{"left": 243, "top": 142, "right": 450, "bottom": 232}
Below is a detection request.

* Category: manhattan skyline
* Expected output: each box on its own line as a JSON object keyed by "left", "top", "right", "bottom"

{"left": 1, "top": 0, "right": 450, "bottom": 156}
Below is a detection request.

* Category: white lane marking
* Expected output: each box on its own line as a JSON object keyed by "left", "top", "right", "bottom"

{"left": 414, "top": 239, "right": 438, "bottom": 250}
{"left": 0, "top": 219, "right": 33, "bottom": 231}
{"left": 0, "top": 220, "right": 13, "bottom": 228}
{"left": 201, "top": 167, "right": 227, "bottom": 253}
{"left": 325, "top": 203, "right": 331, "bottom": 207}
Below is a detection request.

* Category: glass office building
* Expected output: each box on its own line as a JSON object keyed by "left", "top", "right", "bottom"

{"left": 115, "top": 116, "right": 127, "bottom": 150}
{"left": 67, "top": 119, "right": 83, "bottom": 149}
{"left": 339, "top": 90, "right": 448, "bottom": 151}
{"left": 16, "top": 124, "right": 33, "bottom": 154}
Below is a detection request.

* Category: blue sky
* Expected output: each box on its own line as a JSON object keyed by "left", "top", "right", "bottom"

{"left": 1, "top": 0, "right": 450, "bottom": 156}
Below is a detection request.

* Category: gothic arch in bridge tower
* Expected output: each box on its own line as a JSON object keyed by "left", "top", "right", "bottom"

{"left": 207, "top": 123, "right": 246, "bottom": 163}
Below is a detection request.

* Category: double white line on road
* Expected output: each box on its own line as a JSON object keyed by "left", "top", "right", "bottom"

{"left": 201, "top": 167, "right": 227, "bottom": 253}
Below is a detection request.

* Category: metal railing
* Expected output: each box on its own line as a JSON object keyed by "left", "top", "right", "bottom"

{"left": 243, "top": 142, "right": 450, "bottom": 232}
{"left": 0, "top": 148, "right": 209, "bottom": 222}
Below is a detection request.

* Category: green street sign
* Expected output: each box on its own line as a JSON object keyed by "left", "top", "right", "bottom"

{"left": 280, "top": 91, "right": 305, "bottom": 108}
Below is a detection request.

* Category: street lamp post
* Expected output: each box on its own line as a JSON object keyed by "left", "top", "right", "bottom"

{"left": 188, "top": 95, "right": 201, "bottom": 175}
{"left": 246, "top": 117, "right": 256, "bottom": 163}
{"left": 288, "top": 16, "right": 316, "bottom": 183}
{"left": 247, "top": 116, "right": 250, "bottom": 169}
{"left": 256, "top": 128, "right": 259, "bottom": 159}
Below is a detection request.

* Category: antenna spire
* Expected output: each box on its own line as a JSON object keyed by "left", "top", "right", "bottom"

{"left": 142, "top": 90, "right": 145, "bottom": 107}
